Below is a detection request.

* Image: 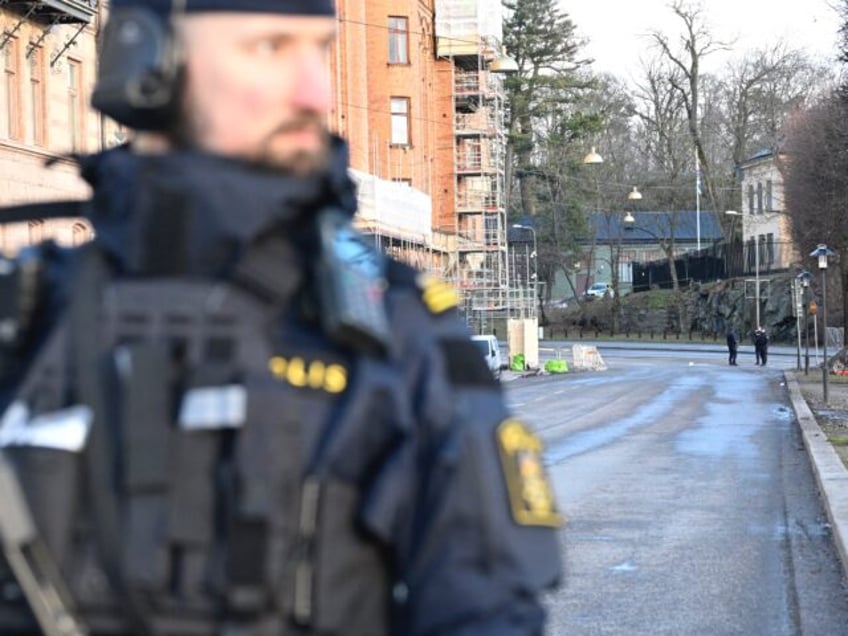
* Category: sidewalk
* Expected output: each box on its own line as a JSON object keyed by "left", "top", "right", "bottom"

{"left": 783, "top": 371, "right": 848, "bottom": 580}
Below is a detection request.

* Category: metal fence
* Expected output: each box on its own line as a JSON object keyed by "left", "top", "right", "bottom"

{"left": 631, "top": 240, "right": 796, "bottom": 292}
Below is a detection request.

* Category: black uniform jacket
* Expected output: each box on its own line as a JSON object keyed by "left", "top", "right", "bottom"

{"left": 0, "top": 137, "right": 562, "bottom": 635}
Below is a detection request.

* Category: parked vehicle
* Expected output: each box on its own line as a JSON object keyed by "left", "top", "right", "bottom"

{"left": 471, "top": 334, "right": 503, "bottom": 380}
{"left": 585, "top": 282, "right": 614, "bottom": 299}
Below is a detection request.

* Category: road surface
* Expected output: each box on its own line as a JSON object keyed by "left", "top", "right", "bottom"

{"left": 505, "top": 346, "right": 848, "bottom": 635}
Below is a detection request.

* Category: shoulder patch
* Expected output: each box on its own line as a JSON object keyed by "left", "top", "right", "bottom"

{"left": 496, "top": 419, "right": 563, "bottom": 528}
{"left": 416, "top": 273, "right": 460, "bottom": 314}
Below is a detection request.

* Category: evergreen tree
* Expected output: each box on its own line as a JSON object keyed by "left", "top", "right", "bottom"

{"left": 502, "top": 0, "right": 596, "bottom": 307}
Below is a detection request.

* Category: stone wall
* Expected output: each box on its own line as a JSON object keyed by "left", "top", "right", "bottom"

{"left": 549, "top": 272, "right": 823, "bottom": 343}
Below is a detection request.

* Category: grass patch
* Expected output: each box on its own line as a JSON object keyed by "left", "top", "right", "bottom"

{"left": 828, "top": 436, "right": 848, "bottom": 446}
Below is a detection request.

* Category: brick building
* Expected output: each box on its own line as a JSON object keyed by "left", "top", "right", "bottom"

{"left": 0, "top": 0, "right": 111, "bottom": 254}
{"left": 0, "top": 0, "right": 513, "bottom": 308}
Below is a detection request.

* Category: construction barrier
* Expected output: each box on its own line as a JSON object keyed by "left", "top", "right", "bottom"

{"left": 571, "top": 344, "right": 607, "bottom": 371}
{"left": 544, "top": 359, "right": 569, "bottom": 374}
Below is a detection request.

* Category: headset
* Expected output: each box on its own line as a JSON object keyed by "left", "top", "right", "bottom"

{"left": 91, "top": 0, "right": 186, "bottom": 131}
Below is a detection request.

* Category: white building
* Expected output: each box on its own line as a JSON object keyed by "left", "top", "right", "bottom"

{"left": 736, "top": 149, "right": 798, "bottom": 273}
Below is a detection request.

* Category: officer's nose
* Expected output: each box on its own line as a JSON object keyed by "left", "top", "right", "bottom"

{"left": 291, "top": 50, "right": 332, "bottom": 115}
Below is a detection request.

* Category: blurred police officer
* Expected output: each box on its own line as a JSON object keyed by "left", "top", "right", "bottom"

{"left": 0, "top": 1, "right": 561, "bottom": 634}
{"left": 754, "top": 327, "right": 769, "bottom": 366}
{"left": 726, "top": 330, "right": 738, "bottom": 366}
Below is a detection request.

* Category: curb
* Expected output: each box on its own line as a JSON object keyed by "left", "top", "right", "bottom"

{"left": 784, "top": 371, "right": 848, "bottom": 580}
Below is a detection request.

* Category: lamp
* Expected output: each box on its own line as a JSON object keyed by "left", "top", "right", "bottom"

{"left": 810, "top": 244, "right": 835, "bottom": 404}
{"left": 627, "top": 186, "right": 642, "bottom": 201}
{"left": 797, "top": 270, "right": 812, "bottom": 375}
{"left": 582, "top": 147, "right": 603, "bottom": 165}
{"left": 489, "top": 46, "right": 518, "bottom": 73}
{"left": 582, "top": 149, "right": 603, "bottom": 298}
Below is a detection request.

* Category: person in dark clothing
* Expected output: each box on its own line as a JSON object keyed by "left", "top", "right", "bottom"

{"left": 753, "top": 327, "right": 769, "bottom": 365}
{"left": 755, "top": 328, "right": 769, "bottom": 366}
{"left": 0, "top": 1, "right": 562, "bottom": 634}
{"left": 726, "top": 330, "right": 738, "bottom": 366}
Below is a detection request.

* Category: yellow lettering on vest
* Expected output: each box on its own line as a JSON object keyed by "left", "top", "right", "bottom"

{"left": 268, "top": 356, "right": 347, "bottom": 394}
{"left": 287, "top": 357, "right": 308, "bottom": 387}
{"left": 308, "top": 360, "right": 326, "bottom": 390}
{"left": 268, "top": 356, "right": 287, "bottom": 379}
{"left": 324, "top": 364, "right": 348, "bottom": 394}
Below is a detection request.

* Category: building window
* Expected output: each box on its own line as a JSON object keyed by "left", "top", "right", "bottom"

{"left": 390, "top": 97, "right": 410, "bottom": 146}
{"left": 765, "top": 180, "right": 772, "bottom": 212}
{"left": 746, "top": 237, "right": 755, "bottom": 271}
{"left": 766, "top": 233, "right": 774, "bottom": 266}
{"left": 756, "top": 182, "right": 763, "bottom": 214}
{"left": 28, "top": 46, "right": 46, "bottom": 146}
{"left": 388, "top": 16, "right": 409, "bottom": 64}
{"left": 3, "top": 37, "right": 22, "bottom": 140}
{"left": 747, "top": 184, "right": 754, "bottom": 214}
{"left": 28, "top": 220, "right": 44, "bottom": 244}
{"left": 68, "top": 59, "right": 85, "bottom": 151}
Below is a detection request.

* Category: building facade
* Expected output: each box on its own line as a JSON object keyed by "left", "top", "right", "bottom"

{"left": 1, "top": 0, "right": 515, "bottom": 326}
{"left": 332, "top": 0, "right": 447, "bottom": 272}
{"left": 334, "top": 0, "right": 513, "bottom": 326}
{"left": 0, "top": 0, "right": 111, "bottom": 254}
{"left": 737, "top": 149, "right": 798, "bottom": 273}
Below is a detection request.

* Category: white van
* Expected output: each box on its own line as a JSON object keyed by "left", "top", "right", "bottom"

{"left": 471, "top": 334, "right": 503, "bottom": 380}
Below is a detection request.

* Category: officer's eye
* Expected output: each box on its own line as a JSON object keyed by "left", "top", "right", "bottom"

{"left": 251, "top": 35, "right": 293, "bottom": 56}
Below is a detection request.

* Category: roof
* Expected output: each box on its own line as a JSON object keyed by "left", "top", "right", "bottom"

{"left": 589, "top": 210, "right": 724, "bottom": 243}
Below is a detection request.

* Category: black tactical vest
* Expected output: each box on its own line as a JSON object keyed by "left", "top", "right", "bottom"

{"left": 1, "top": 235, "right": 409, "bottom": 635}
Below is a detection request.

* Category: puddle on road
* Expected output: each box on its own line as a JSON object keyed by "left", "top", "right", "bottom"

{"left": 675, "top": 376, "right": 792, "bottom": 460}
{"left": 546, "top": 374, "right": 707, "bottom": 464}
{"left": 545, "top": 368, "right": 791, "bottom": 465}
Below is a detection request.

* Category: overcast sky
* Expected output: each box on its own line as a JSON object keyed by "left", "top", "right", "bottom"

{"left": 560, "top": 0, "right": 842, "bottom": 81}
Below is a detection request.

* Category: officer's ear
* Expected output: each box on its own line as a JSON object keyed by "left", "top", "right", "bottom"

{"left": 91, "top": 7, "right": 184, "bottom": 132}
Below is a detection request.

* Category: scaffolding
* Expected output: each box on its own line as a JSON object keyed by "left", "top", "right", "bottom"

{"left": 435, "top": 0, "right": 510, "bottom": 334}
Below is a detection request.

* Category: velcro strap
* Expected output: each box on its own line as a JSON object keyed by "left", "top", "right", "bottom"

{"left": 226, "top": 519, "right": 269, "bottom": 613}
{"left": 168, "top": 431, "right": 218, "bottom": 545}
{"left": 178, "top": 385, "right": 245, "bottom": 431}
{"left": 226, "top": 378, "right": 301, "bottom": 611}
{"left": 116, "top": 344, "right": 172, "bottom": 491}
{"left": 0, "top": 402, "right": 92, "bottom": 453}
{"left": 123, "top": 494, "right": 168, "bottom": 590}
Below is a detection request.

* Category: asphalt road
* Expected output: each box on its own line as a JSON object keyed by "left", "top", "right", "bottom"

{"left": 505, "top": 346, "right": 848, "bottom": 635}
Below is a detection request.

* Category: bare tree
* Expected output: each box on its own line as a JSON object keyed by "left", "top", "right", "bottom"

{"left": 783, "top": 95, "right": 848, "bottom": 325}
{"left": 720, "top": 44, "right": 834, "bottom": 162}
{"left": 630, "top": 55, "right": 694, "bottom": 329}
{"left": 648, "top": 0, "right": 728, "bottom": 220}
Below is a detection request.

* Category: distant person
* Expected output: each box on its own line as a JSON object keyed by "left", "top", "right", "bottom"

{"left": 754, "top": 327, "right": 769, "bottom": 366}
{"left": 757, "top": 328, "right": 769, "bottom": 366}
{"left": 726, "top": 330, "right": 738, "bottom": 366}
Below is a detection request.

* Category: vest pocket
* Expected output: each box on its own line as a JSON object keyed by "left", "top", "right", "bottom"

{"left": 311, "top": 478, "right": 389, "bottom": 635}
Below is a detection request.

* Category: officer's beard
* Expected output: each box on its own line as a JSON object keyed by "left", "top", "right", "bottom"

{"left": 253, "top": 117, "right": 332, "bottom": 176}
{"left": 169, "top": 106, "right": 331, "bottom": 176}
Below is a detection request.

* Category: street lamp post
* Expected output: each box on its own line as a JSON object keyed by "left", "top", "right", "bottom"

{"left": 811, "top": 244, "right": 835, "bottom": 405}
{"left": 582, "top": 147, "right": 603, "bottom": 296}
{"left": 512, "top": 224, "right": 537, "bottom": 316}
{"left": 797, "top": 270, "right": 812, "bottom": 376}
